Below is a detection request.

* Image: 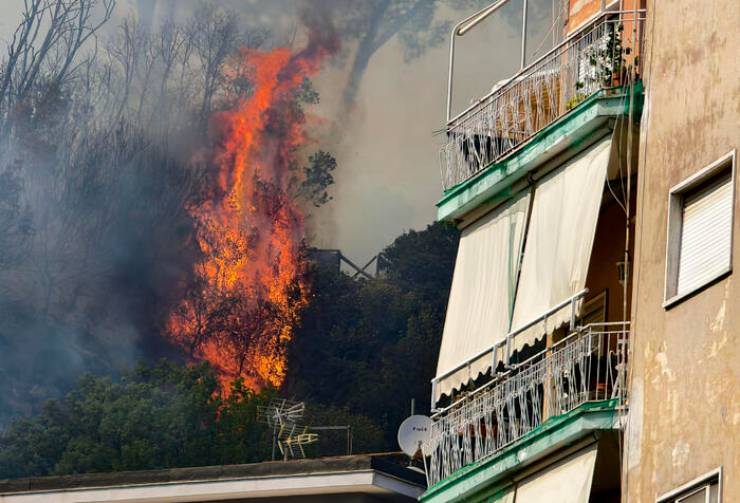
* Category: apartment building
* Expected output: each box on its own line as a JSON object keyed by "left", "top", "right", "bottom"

{"left": 421, "top": 1, "right": 737, "bottom": 501}
{"left": 625, "top": 0, "right": 738, "bottom": 501}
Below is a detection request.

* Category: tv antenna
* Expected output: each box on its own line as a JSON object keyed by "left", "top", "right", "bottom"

{"left": 258, "top": 398, "right": 317, "bottom": 461}
{"left": 258, "top": 398, "right": 352, "bottom": 461}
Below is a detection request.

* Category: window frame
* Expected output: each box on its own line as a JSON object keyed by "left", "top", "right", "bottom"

{"left": 663, "top": 150, "right": 737, "bottom": 308}
{"left": 656, "top": 467, "right": 722, "bottom": 503}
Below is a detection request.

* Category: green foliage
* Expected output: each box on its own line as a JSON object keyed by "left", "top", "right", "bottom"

{"left": 294, "top": 78, "right": 320, "bottom": 107}
{"left": 0, "top": 222, "right": 459, "bottom": 478}
{"left": 566, "top": 93, "right": 588, "bottom": 111}
{"left": 0, "top": 361, "right": 273, "bottom": 479}
{"left": 303, "top": 404, "right": 385, "bottom": 457}
{"left": 285, "top": 222, "right": 460, "bottom": 448}
{"left": 299, "top": 150, "right": 337, "bottom": 207}
{"left": 585, "top": 23, "right": 625, "bottom": 88}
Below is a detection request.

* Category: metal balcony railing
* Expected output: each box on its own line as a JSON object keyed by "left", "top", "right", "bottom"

{"left": 440, "top": 10, "right": 645, "bottom": 190}
{"left": 425, "top": 322, "right": 629, "bottom": 486}
{"left": 431, "top": 289, "right": 589, "bottom": 408}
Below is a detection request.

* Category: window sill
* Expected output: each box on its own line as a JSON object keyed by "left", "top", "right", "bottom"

{"left": 662, "top": 266, "right": 732, "bottom": 309}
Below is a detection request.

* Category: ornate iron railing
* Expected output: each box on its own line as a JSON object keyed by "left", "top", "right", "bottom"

{"left": 425, "top": 323, "right": 629, "bottom": 486}
{"left": 440, "top": 10, "right": 645, "bottom": 190}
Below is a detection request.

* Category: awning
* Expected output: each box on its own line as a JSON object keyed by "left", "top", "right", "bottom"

{"left": 515, "top": 444, "right": 598, "bottom": 502}
{"left": 509, "top": 138, "right": 611, "bottom": 351}
{"left": 434, "top": 192, "right": 530, "bottom": 400}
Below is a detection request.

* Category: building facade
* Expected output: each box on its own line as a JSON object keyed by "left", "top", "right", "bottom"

{"left": 422, "top": 0, "right": 737, "bottom": 501}
{"left": 625, "top": 0, "right": 739, "bottom": 501}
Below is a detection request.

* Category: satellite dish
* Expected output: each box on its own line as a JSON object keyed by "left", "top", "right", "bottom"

{"left": 397, "top": 415, "right": 432, "bottom": 457}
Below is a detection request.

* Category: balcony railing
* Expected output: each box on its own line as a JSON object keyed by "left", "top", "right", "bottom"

{"left": 425, "top": 322, "right": 629, "bottom": 486}
{"left": 440, "top": 10, "right": 645, "bottom": 190}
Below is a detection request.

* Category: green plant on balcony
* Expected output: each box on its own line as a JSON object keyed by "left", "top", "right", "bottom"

{"left": 585, "top": 23, "right": 625, "bottom": 88}
{"left": 566, "top": 90, "right": 588, "bottom": 111}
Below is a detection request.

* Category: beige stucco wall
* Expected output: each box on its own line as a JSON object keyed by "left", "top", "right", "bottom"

{"left": 626, "top": 0, "right": 740, "bottom": 501}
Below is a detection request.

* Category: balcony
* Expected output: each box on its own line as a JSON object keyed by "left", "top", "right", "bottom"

{"left": 425, "top": 322, "right": 629, "bottom": 486}
{"left": 440, "top": 10, "right": 645, "bottom": 190}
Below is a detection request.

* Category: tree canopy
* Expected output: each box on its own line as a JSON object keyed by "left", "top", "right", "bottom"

{"left": 283, "top": 221, "right": 459, "bottom": 447}
{"left": 0, "top": 221, "right": 458, "bottom": 479}
{"left": 0, "top": 0, "right": 461, "bottom": 479}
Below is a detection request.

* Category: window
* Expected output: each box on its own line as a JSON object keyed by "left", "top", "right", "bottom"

{"left": 664, "top": 151, "right": 736, "bottom": 307}
{"left": 657, "top": 468, "right": 721, "bottom": 503}
{"left": 580, "top": 290, "right": 607, "bottom": 325}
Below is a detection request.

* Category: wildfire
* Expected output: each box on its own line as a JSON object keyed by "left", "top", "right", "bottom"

{"left": 167, "top": 32, "right": 336, "bottom": 392}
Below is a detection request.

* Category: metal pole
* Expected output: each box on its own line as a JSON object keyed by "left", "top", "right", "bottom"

{"left": 552, "top": 0, "right": 556, "bottom": 46}
{"left": 446, "top": 30, "right": 456, "bottom": 122}
{"left": 271, "top": 423, "right": 277, "bottom": 461}
{"left": 521, "top": 0, "right": 529, "bottom": 68}
{"left": 430, "top": 379, "right": 437, "bottom": 411}
{"left": 570, "top": 296, "right": 577, "bottom": 331}
{"left": 446, "top": 0, "right": 515, "bottom": 122}
{"left": 505, "top": 333, "right": 512, "bottom": 366}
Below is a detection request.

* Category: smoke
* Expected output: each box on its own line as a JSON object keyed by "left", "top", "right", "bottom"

{"left": 0, "top": 0, "right": 265, "bottom": 423}
{"left": 110, "top": 0, "right": 557, "bottom": 263}
{"left": 0, "top": 0, "right": 556, "bottom": 424}
{"left": 305, "top": 0, "right": 557, "bottom": 263}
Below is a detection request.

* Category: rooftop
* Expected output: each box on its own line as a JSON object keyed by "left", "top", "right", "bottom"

{"left": 0, "top": 453, "right": 426, "bottom": 502}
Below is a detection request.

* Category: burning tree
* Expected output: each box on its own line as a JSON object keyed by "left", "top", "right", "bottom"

{"left": 0, "top": 0, "right": 337, "bottom": 420}
{"left": 167, "top": 32, "right": 339, "bottom": 392}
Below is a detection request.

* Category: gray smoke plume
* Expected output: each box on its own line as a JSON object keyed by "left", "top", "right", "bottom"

{"left": 0, "top": 0, "right": 556, "bottom": 424}
{"left": 0, "top": 0, "right": 269, "bottom": 424}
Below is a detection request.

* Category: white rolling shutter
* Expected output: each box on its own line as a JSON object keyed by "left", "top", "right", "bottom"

{"left": 677, "top": 172, "right": 733, "bottom": 297}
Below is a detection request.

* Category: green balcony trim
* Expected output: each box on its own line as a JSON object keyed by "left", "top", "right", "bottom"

{"left": 420, "top": 399, "right": 622, "bottom": 503}
{"left": 437, "top": 83, "right": 644, "bottom": 223}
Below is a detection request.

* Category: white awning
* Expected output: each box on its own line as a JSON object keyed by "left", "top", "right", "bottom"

{"left": 434, "top": 192, "right": 530, "bottom": 400}
{"left": 515, "top": 444, "right": 598, "bottom": 502}
{"left": 509, "top": 138, "right": 611, "bottom": 351}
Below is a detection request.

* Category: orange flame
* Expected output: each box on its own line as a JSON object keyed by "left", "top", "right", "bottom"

{"left": 167, "top": 33, "right": 336, "bottom": 392}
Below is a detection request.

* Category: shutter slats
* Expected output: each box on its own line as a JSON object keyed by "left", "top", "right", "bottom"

{"left": 677, "top": 173, "right": 733, "bottom": 296}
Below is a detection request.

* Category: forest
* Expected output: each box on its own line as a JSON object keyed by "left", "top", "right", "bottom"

{"left": 0, "top": 222, "right": 458, "bottom": 478}
{"left": 0, "top": 0, "right": 461, "bottom": 478}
